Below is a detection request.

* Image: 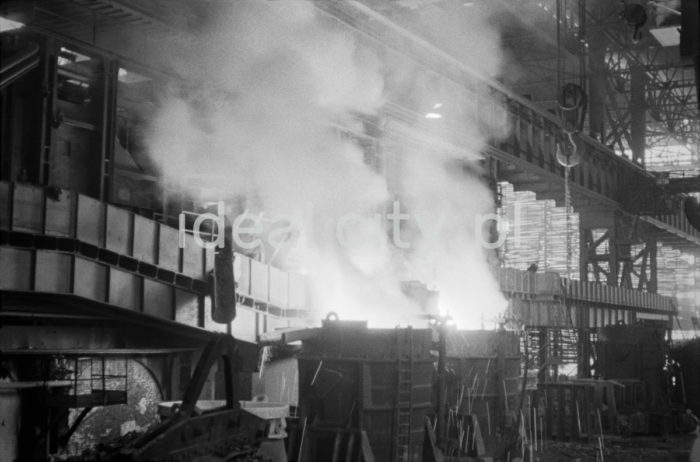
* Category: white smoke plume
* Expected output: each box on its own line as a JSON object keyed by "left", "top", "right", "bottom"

{"left": 146, "top": 1, "right": 510, "bottom": 328}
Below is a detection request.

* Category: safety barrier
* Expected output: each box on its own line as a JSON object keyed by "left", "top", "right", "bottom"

{"left": 0, "top": 181, "right": 310, "bottom": 315}
{"left": 494, "top": 266, "right": 676, "bottom": 315}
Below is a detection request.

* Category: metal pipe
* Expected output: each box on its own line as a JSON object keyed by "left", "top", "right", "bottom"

{"left": 56, "top": 67, "right": 93, "bottom": 83}
{"left": 0, "top": 312, "right": 103, "bottom": 321}
{"left": 331, "top": 431, "right": 342, "bottom": 462}
{"left": 649, "top": 1, "right": 681, "bottom": 16}
{"left": 0, "top": 56, "right": 40, "bottom": 90}
{"left": 0, "top": 42, "right": 39, "bottom": 74}
{"left": 436, "top": 320, "right": 447, "bottom": 447}
{"left": 345, "top": 432, "right": 356, "bottom": 461}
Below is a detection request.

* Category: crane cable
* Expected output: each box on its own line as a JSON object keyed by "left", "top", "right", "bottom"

{"left": 557, "top": 0, "right": 575, "bottom": 282}
{"left": 557, "top": 135, "right": 577, "bottom": 281}
{"left": 556, "top": 0, "right": 587, "bottom": 282}
{"left": 565, "top": 135, "right": 575, "bottom": 281}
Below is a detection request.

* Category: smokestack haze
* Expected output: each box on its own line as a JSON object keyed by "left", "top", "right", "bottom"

{"left": 146, "top": 0, "right": 509, "bottom": 328}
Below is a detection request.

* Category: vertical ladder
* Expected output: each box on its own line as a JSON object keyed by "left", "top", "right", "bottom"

{"left": 395, "top": 327, "right": 414, "bottom": 462}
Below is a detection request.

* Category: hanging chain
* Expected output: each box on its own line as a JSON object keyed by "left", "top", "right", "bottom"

{"left": 558, "top": 132, "right": 576, "bottom": 282}
{"left": 565, "top": 163, "right": 572, "bottom": 281}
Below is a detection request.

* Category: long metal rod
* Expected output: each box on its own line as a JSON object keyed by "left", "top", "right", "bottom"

{"left": 566, "top": 164, "right": 572, "bottom": 280}
{"left": 556, "top": 0, "right": 562, "bottom": 102}
{"left": 0, "top": 56, "right": 40, "bottom": 90}
{"left": 0, "top": 42, "right": 40, "bottom": 74}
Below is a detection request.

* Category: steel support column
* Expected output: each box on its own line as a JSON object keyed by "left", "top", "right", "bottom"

{"left": 587, "top": 24, "right": 607, "bottom": 142}
{"left": 579, "top": 211, "right": 658, "bottom": 290}
{"left": 579, "top": 210, "right": 616, "bottom": 284}
{"left": 630, "top": 65, "right": 647, "bottom": 165}
{"left": 576, "top": 305, "right": 592, "bottom": 378}
{"left": 537, "top": 329, "right": 548, "bottom": 382}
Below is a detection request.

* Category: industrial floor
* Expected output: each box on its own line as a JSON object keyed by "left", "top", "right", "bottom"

{"left": 531, "top": 433, "right": 699, "bottom": 462}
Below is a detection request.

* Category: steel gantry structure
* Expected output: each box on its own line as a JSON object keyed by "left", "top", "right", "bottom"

{"left": 1, "top": 0, "right": 697, "bottom": 376}
{"left": 317, "top": 0, "right": 699, "bottom": 277}
{"left": 2, "top": 0, "right": 698, "bottom": 285}
{"left": 315, "top": 0, "right": 698, "bottom": 373}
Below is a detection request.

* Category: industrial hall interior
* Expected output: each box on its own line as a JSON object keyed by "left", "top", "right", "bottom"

{"left": 1, "top": 0, "right": 700, "bottom": 461}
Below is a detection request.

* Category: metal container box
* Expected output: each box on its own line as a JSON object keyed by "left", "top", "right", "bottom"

{"left": 143, "top": 278, "right": 174, "bottom": 319}
{"left": 175, "top": 289, "right": 200, "bottom": 328}
{"left": 132, "top": 215, "right": 158, "bottom": 264}
{"left": 158, "top": 224, "right": 181, "bottom": 273}
{"left": 671, "top": 339, "right": 700, "bottom": 417}
{"left": 298, "top": 320, "right": 433, "bottom": 462}
{"left": 73, "top": 256, "right": 108, "bottom": 302}
{"left": 105, "top": 204, "right": 132, "bottom": 255}
{"left": 45, "top": 189, "right": 75, "bottom": 237}
{"left": 181, "top": 233, "right": 204, "bottom": 279}
{"left": 0, "top": 247, "right": 32, "bottom": 290}
{"left": 34, "top": 251, "right": 71, "bottom": 293}
{"left": 444, "top": 329, "right": 522, "bottom": 456}
{"left": 12, "top": 183, "right": 43, "bottom": 233}
{"left": 108, "top": 267, "right": 142, "bottom": 310}
{"left": 76, "top": 194, "right": 105, "bottom": 247}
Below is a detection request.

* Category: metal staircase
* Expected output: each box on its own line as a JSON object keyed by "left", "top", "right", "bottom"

{"left": 395, "top": 328, "right": 414, "bottom": 462}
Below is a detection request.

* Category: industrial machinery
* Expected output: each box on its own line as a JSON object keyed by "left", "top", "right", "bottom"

{"left": 106, "top": 226, "right": 278, "bottom": 461}
{"left": 113, "top": 334, "right": 274, "bottom": 462}
{"left": 672, "top": 338, "right": 700, "bottom": 419}
{"left": 294, "top": 318, "right": 434, "bottom": 462}
{"left": 267, "top": 317, "right": 526, "bottom": 462}
{"left": 594, "top": 323, "right": 696, "bottom": 435}
{"left": 263, "top": 318, "right": 699, "bottom": 462}
{"left": 437, "top": 328, "right": 523, "bottom": 460}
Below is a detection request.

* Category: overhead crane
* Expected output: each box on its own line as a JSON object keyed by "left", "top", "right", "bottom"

{"left": 315, "top": 0, "right": 700, "bottom": 295}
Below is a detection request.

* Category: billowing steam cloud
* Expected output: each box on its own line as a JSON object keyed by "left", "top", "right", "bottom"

{"left": 146, "top": 1, "right": 508, "bottom": 328}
